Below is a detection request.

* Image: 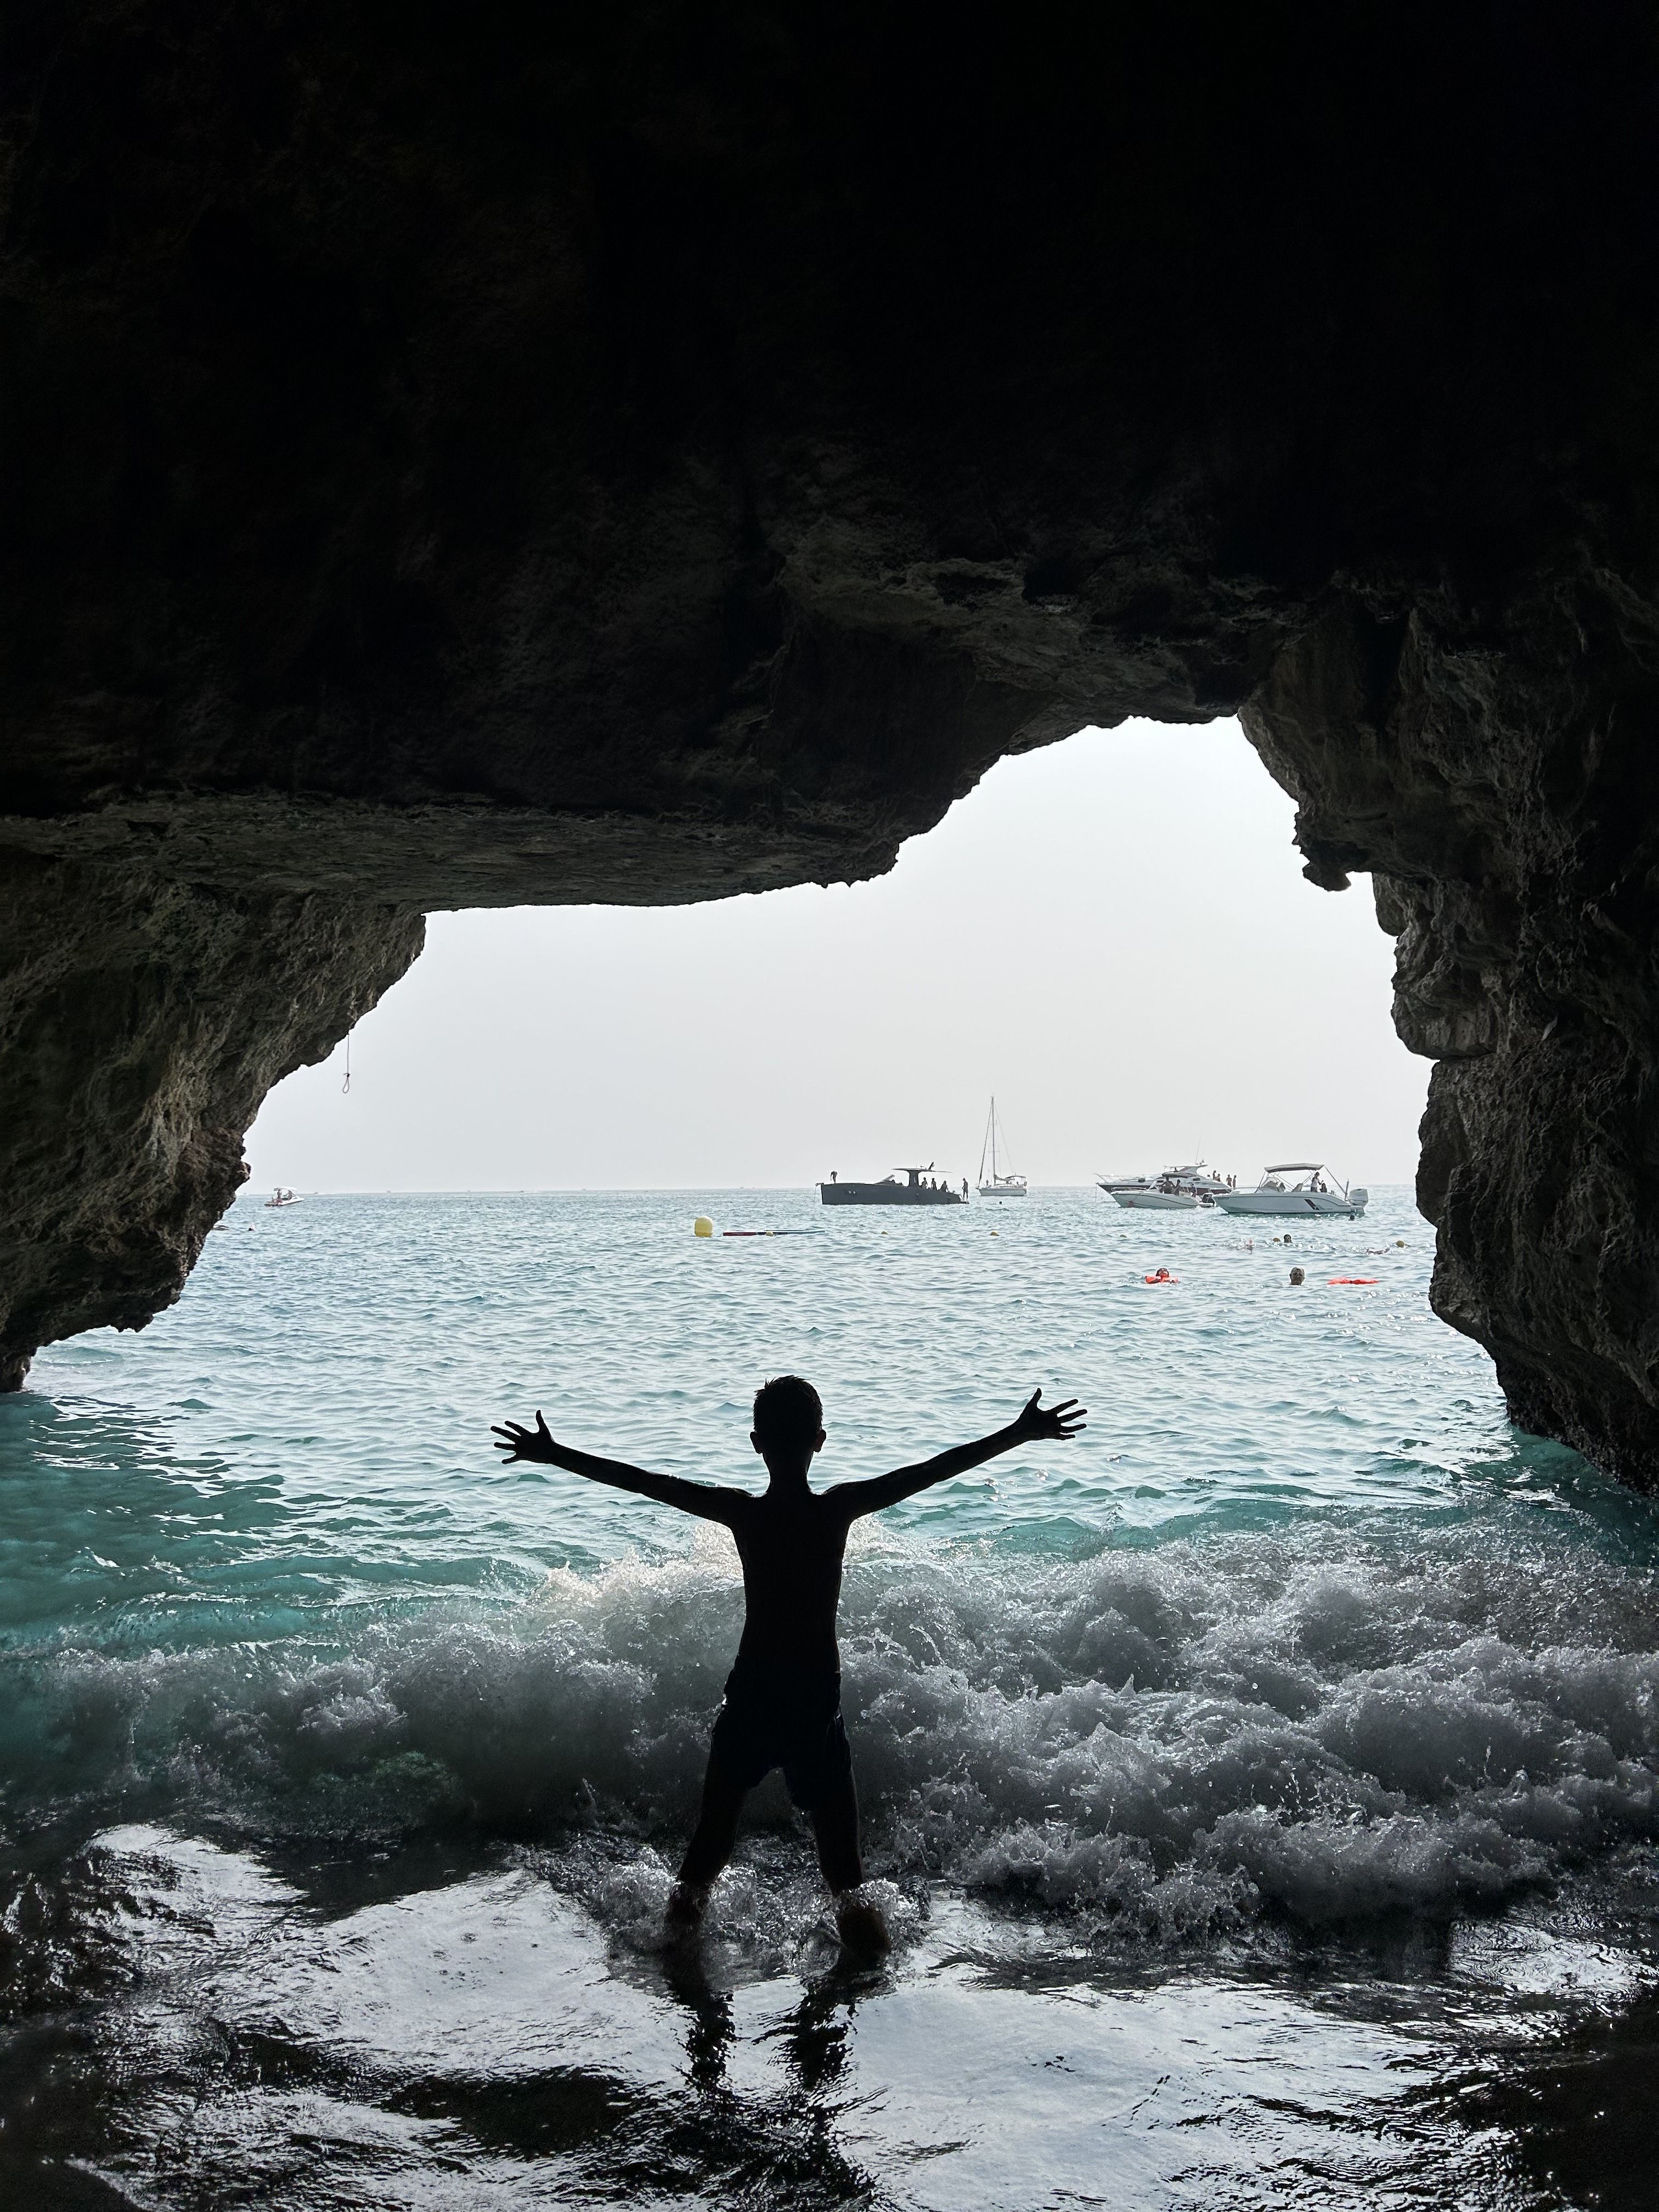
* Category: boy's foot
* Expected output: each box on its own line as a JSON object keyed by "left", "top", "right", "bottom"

{"left": 835, "top": 1894, "right": 890, "bottom": 1955}
{"left": 665, "top": 1881, "right": 710, "bottom": 1931}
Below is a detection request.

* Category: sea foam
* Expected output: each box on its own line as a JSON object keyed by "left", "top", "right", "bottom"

{"left": 18, "top": 1511, "right": 1659, "bottom": 1946}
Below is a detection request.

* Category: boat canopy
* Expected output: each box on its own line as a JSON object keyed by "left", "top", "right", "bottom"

{"left": 1264, "top": 1161, "right": 1324, "bottom": 1173}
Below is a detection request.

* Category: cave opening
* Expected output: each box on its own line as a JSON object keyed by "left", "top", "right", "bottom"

{"left": 244, "top": 719, "right": 1431, "bottom": 1204}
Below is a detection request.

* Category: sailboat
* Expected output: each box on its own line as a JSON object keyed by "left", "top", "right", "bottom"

{"left": 977, "top": 1098, "right": 1028, "bottom": 1198}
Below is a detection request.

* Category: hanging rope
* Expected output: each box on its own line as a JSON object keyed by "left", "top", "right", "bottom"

{"left": 342, "top": 1032, "right": 352, "bottom": 1096}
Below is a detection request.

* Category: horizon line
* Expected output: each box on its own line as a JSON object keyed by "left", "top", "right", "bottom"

{"left": 236, "top": 1181, "right": 1417, "bottom": 1197}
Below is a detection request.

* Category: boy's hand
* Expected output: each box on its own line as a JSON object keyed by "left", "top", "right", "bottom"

{"left": 492, "top": 1410, "right": 558, "bottom": 1464}
{"left": 1011, "top": 1389, "right": 1086, "bottom": 1443}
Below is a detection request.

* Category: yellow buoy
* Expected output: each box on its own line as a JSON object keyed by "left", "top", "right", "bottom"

{"left": 693, "top": 1216, "right": 714, "bottom": 1238}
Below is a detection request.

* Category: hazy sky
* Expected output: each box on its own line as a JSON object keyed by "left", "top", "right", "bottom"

{"left": 247, "top": 719, "right": 1430, "bottom": 1192}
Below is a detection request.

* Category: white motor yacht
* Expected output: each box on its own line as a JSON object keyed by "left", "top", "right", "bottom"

{"left": 1098, "top": 1162, "right": 1231, "bottom": 1211}
{"left": 1216, "top": 1164, "right": 1368, "bottom": 1218}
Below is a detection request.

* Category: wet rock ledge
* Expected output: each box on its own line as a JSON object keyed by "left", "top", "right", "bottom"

{"left": 5, "top": 7, "right": 1659, "bottom": 1477}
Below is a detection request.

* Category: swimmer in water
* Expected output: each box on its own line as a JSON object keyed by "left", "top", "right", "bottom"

{"left": 491, "top": 1378, "right": 1085, "bottom": 1949}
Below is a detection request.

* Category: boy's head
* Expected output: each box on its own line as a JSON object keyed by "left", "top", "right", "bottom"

{"left": 751, "top": 1374, "right": 825, "bottom": 1468}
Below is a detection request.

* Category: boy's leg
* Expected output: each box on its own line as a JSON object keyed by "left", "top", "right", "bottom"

{"left": 674, "top": 1746, "right": 747, "bottom": 1896}
{"left": 811, "top": 1767, "right": 889, "bottom": 1951}
{"left": 808, "top": 1763, "right": 864, "bottom": 1893}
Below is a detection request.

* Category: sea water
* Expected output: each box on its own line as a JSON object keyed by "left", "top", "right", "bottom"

{"left": 4, "top": 1187, "right": 1659, "bottom": 2208}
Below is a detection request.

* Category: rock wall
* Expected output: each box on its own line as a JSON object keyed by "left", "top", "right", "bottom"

{"left": 5, "top": 4, "right": 1659, "bottom": 1474}
{"left": 1246, "top": 575, "right": 1659, "bottom": 1482}
{"left": 0, "top": 856, "right": 422, "bottom": 1390}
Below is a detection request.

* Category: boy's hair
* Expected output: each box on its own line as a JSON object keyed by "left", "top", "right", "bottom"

{"left": 752, "top": 1374, "right": 823, "bottom": 1452}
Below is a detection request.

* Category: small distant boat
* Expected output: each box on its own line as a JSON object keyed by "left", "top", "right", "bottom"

{"left": 1216, "top": 1163, "right": 1368, "bottom": 1218}
{"left": 977, "top": 1097, "right": 1028, "bottom": 1199}
{"left": 264, "top": 1187, "right": 303, "bottom": 1209}
{"left": 820, "top": 1165, "right": 966, "bottom": 1206}
{"left": 1098, "top": 1163, "right": 1230, "bottom": 1211}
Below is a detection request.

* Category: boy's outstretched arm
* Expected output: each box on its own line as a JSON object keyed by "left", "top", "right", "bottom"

{"left": 832, "top": 1390, "right": 1086, "bottom": 1520}
{"left": 491, "top": 1411, "right": 746, "bottom": 1524}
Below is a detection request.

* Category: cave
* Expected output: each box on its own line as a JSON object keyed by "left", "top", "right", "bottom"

{"left": 5, "top": 4, "right": 1659, "bottom": 1479}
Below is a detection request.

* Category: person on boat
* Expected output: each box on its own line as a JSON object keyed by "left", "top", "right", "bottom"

{"left": 490, "top": 1376, "right": 1084, "bottom": 1948}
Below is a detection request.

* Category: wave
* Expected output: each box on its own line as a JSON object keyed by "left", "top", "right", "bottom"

{"left": 13, "top": 1515, "right": 1659, "bottom": 1942}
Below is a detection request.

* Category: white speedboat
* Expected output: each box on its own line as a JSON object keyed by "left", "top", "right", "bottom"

{"left": 1113, "top": 1183, "right": 1200, "bottom": 1211}
{"left": 1216, "top": 1164, "right": 1368, "bottom": 1218}
{"left": 977, "top": 1096, "right": 1028, "bottom": 1198}
{"left": 264, "top": 1186, "right": 303, "bottom": 1209}
{"left": 1098, "top": 1162, "right": 1231, "bottom": 1211}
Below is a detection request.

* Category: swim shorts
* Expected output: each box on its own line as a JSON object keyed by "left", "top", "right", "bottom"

{"left": 708, "top": 1666, "right": 854, "bottom": 1812}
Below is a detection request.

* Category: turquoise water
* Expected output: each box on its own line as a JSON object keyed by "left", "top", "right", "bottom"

{"left": 6, "top": 1187, "right": 1659, "bottom": 2207}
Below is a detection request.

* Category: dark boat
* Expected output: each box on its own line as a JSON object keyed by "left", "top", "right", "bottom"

{"left": 819, "top": 1165, "right": 967, "bottom": 1205}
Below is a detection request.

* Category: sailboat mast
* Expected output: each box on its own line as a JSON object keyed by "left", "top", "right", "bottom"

{"left": 990, "top": 1096, "right": 998, "bottom": 1181}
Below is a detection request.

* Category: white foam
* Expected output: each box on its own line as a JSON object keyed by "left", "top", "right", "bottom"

{"left": 25, "top": 1515, "right": 1659, "bottom": 1940}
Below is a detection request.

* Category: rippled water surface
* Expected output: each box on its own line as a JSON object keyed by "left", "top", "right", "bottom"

{"left": 5, "top": 1187, "right": 1659, "bottom": 2208}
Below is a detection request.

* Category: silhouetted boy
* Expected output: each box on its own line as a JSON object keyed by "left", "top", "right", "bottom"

{"left": 492, "top": 1376, "right": 1084, "bottom": 1945}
